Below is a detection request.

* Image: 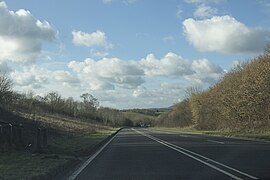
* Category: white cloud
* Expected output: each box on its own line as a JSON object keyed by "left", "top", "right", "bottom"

{"left": 185, "top": 58, "right": 224, "bottom": 85}
{"left": 68, "top": 57, "right": 144, "bottom": 90}
{"left": 67, "top": 52, "right": 224, "bottom": 93}
{"left": 194, "top": 4, "right": 217, "bottom": 18}
{"left": 132, "top": 86, "right": 152, "bottom": 98}
{"left": 72, "top": 30, "right": 113, "bottom": 49}
{"left": 9, "top": 64, "right": 81, "bottom": 91}
{"left": 0, "top": 1, "right": 56, "bottom": 63}
{"left": 183, "top": 15, "right": 270, "bottom": 53}
{"left": 140, "top": 52, "right": 193, "bottom": 76}
{"left": 191, "top": 58, "right": 223, "bottom": 74}
{"left": 11, "top": 66, "right": 50, "bottom": 89}
{"left": 52, "top": 71, "right": 80, "bottom": 86}
{"left": 90, "top": 49, "right": 109, "bottom": 58}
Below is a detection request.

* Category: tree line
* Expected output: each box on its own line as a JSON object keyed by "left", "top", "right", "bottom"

{"left": 0, "top": 76, "right": 132, "bottom": 127}
{"left": 157, "top": 48, "right": 270, "bottom": 132}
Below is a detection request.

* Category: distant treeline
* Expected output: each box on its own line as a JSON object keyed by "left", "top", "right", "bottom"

{"left": 0, "top": 76, "right": 132, "bottom": 127}
{"left": 158, "top": 48, "right": 270, "bottom": 132}
{"left": 121, "top": 109, "right": 158, "bottom": 116}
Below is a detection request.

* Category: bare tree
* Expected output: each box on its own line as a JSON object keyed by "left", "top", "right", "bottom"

{"left": 0, "top": 73, "right": 13, "bottom": 109}
{"left": 44, "top": 92, "right": 63, "bottom": 114}
{"left": 80, "top": 93, "right": 99, "bottom": 120}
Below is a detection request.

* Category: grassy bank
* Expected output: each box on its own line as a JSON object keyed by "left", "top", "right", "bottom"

{"left": 153, "top": 126, "right": 270, "bottom": 141}
{"left": 0, "top": 113, "right": 118, "bottom": 180}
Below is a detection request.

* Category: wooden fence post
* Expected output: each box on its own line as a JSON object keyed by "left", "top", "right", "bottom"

{"left": 18, "top": 123, "right": 23, "bottom": 146}
{"left": 43, "top": 128, "right": 47, "bottom": 147}
{"left": 36, "top": 128, "right": 42, "bottom": 152}
{"left": 8, "top": 124, "right": 13, "bottom": 147}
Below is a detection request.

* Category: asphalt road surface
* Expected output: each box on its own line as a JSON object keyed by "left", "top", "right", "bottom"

{"left": 70, "top": 128, "right": 270, "bottom": 180}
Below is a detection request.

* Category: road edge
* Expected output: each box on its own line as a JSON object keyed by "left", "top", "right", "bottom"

{"left": 151, "top": 128, "right": 270, "bottom": 143}
{"left": 64, "top": 128, "right": 122, "bottom": 180}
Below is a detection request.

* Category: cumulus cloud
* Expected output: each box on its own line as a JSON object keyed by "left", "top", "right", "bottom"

{"left": 191, "top": 58, "right": 223, "bottom": 74}
{"left": 67, "top": 52, "right": 224, "bottom": 92}
{"left": 72, "top": 30, "right": 113, "bottom": 49}
{"left": 0, "top": 1, "right": 56, "bottom": 63}
{"left": 140, "top": 52, "right": 193, "bottom": 76}
{"left": 183, "top": 15, "right": 270, "bottom": 53}
{"left": 90, "top": 49, "right": 109, "bottom": 58}
{"left": 11, "top": 66, "right": 50, "bottom": 89}
{"left": 194, "top": 4, "right": 217, "bottom": 18}
{"left": 68, "top": 57, "right": 144, "bottom": 90}
{"left": 132, "top": 86, "right": 153, "bottom": 98}
{"left": 185, "top": 58, "right": 224, "bottom": 85}
{"left": 52, "top": 71, "right": 80, "bottom": 86}
{"left": 10, "top": 64, "right": 80, "bottom": 89}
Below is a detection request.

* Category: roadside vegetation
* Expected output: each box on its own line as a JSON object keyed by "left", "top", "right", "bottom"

{"left": 0, "top": 108, "right": 118, "bottom": 179}
{"left": 157, "top": 47, "right": 270, "bottom": 138}
{"left": 0, "top": 74, "right": 124, "bottom": 179}
{"left": 121, "top": 109, "right": 157, "bottom": 127}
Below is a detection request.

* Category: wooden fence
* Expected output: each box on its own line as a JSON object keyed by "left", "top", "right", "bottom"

{"left": 0, "top": 120, "right": 47, "bottom": 152}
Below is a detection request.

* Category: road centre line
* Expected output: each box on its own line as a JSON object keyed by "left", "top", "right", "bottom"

{"left": 179, "top": 134, "right": 190, "bottom": 137}
{"left": 207, "top": 140, "right": 225, "bottom": 144}
{"left": 133, "top": 129, "right": 258, "bottom": 180}
{"left": 68, "top": 132, "right": 118, "bottom": 180}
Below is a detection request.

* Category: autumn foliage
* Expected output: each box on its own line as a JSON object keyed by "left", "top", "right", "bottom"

{"left": 158, "top": 49, "right": 270, "bottom": 132}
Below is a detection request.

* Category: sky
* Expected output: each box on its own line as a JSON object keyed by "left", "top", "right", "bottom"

{"left": 0, "top": 0, "right": 270, "bottom": 109}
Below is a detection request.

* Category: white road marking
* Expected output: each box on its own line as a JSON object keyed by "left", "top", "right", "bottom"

{"left": 151, "top": 130, "right": 177, "bottom": 135}
{"left": 133, "top": 129, "right": 258, "bottom": 180}
{"left": 179, "top": 134, "right": 190, "bottom": 137}
{"left": 207, "top": 140, "right": 225, "bottom": 144}
{"left": 68, "top": 132, "right": 118, "bottom": 180}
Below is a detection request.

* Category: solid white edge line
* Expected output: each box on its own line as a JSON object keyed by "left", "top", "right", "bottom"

{"left": 134, "top": 129, "right": 258, "bottom": 180}
{"left": 148, "top": 129, "right": 258, "bottom": 179}
{"left": 207, "top": 140, "right": 225, "bottom": 144}
{"left": 67, "top": 132, "right": 119, "bottom": 180}
{"left": 160, "top": 137, "right": 258, "bottom": 179}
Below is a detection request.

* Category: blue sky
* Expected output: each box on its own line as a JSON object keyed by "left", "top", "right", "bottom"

{"left": 1, "top": 0, "right": 270, "bottom": 109}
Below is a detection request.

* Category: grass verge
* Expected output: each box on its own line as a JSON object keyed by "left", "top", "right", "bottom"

{"left": 153, "top": 126, "right": 270, "bottom": 141}
{"left": 0, "top": 113, "right": 118, "bottom": 180}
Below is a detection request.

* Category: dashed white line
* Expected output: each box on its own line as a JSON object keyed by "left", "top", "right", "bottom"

{"left": 179, "top": 134, "right": 190, "bottom": 137}
{"left": 207, "top": 140, "right": 225, "bottom": 144}
{"left": 133, "top": 129, "right": 258, "bottom": 180}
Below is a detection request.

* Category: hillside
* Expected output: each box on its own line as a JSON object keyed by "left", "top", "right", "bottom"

{"left": 158, "top": 48, "right": 270, "bottom": 133}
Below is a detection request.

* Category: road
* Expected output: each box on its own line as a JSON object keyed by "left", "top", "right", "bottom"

{"left": 70, "top": 128, "right": 270, "bottom": 180}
